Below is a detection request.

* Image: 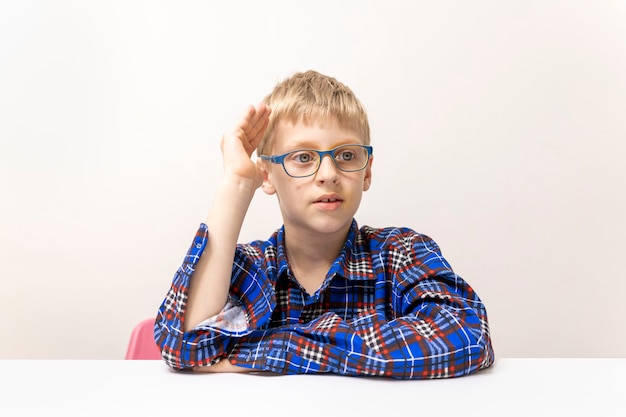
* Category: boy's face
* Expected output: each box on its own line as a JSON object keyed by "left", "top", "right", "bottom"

{"left": 260, "top": 119, "right": 373, "bottom": 239}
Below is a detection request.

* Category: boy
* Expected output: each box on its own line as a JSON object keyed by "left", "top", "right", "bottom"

{"left": 154, "top": 70, "right": 495, "bottom": 379}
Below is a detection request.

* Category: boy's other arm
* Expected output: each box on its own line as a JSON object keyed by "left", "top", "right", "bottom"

{"left": 184, "top": 104, "right": 270, "bottom": 331}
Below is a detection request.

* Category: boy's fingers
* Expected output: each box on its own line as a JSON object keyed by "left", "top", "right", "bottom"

{"left": 236, "top": 104, "right": 257, "bottom": 130}
{"left": 252, "top": 116, "right": 270, "bottom": 145}
{"left": 245, "top": 104, "right": 271, "bottom": 141}
{"left": 227, "top": 103, "right": 271, "bottom": 153}
{"left": 247, "top": 113, "right": 269, "bottom": 141}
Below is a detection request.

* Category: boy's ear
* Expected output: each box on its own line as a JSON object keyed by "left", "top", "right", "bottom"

{"left": 258, "top": 160, "right": 277, "bottom": 195}
{"left": 362, "top": 156, "right": 373, "bottom": 191}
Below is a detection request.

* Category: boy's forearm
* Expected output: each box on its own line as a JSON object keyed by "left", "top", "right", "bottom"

{"left": 227, "top": 308, "right": 493, "bottom": 379}
{"left": 184, "top": 177, "right": 257, "bottom": 331}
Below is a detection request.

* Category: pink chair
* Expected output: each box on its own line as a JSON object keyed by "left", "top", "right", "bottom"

{"left": 125, "top": 318, "right": 162, "bottom": 360}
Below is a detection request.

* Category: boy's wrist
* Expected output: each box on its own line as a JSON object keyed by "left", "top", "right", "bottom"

{"left": 218, "top": 174, "right": 260, "bottom": 197}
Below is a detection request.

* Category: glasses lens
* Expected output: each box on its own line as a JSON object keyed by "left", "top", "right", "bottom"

{"left": 333, "top": 145, "right": 369, "bottom": 171}
{"left": 283, "top": 150, "right": 320, "bottom": 177}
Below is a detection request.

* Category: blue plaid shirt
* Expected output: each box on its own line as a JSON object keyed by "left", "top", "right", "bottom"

{"left": 155, "top": 219, "right": 494, "bottom": 379}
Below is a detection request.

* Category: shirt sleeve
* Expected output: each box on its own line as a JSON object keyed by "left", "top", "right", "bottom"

{"left": 227, "top": 232, "right": 494, "bottom": 379}
{"left": 153, "top": 224, "right": 274, "bottom": 370}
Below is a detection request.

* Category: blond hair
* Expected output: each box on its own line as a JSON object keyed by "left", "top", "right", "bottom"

{"left": 257, "top": 70, "right": 370, "bottom": 155}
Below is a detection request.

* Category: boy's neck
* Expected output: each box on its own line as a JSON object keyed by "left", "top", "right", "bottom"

{"left": 284, "top": 228, "right": 347, "bottom": 295}
{"left": 283, "top": 226, "right": 347, "bottom": 272}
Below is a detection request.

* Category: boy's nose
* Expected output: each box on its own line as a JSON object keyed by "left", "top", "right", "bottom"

{"left": 315, "top": 154, "right": 340, "bottom": 181}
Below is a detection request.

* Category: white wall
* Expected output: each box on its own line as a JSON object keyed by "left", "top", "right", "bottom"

{"left": 1, "top": 0, "right": 624, "bottom": 359}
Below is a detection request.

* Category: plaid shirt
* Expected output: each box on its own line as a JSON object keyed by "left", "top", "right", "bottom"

{"left": 155, "top": 219, "right": 494, "bottom": 379}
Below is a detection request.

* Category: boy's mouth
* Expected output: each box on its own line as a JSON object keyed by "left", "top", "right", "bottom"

{"left": 314, "top": 194, "right": 343, "bottom": 204}
{"left": 314, "top": 195, "right": 343, "bottom": 210}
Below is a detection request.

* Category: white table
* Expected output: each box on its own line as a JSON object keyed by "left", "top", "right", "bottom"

{"left": 1, "top": 358, "right": 624, "bottom": 416}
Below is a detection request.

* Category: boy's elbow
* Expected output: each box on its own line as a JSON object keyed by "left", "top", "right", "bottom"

{"left": 154, "top": 331, "right": 190, "bottom": 370}
{"left": 454, "top": 321, "right": 495, "bottom": 376}
{"left": 409, "top": 320, "right": 495, "bottom": 379}
{"left": 154, "top": 324, "right": 228, "bottom": 370}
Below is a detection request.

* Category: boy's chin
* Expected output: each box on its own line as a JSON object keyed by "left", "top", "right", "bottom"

{"left": 294, "top": 217, "right": 353, "bottom": 236}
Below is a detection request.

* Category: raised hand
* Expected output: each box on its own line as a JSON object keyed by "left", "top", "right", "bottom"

{"left": 220, "top": 103, "right": 271, "bottom": 189}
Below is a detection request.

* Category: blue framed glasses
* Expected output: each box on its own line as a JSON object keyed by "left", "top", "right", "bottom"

{"left": 260, "top": 144, "right": 373, "bottom": 178}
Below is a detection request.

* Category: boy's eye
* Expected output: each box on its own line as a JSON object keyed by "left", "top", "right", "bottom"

{"left": 291, "top": 151, "right": 315, "bottom": 164}
{"left": 336, "top": 150, "right": 356, "bottom": 161}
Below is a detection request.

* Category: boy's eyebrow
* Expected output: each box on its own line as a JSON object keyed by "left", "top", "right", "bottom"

{"left": 280, "top": 137, "right": 363, "bottom": 152}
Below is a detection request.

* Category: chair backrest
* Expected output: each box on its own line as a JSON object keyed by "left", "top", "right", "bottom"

{"left": 125, "top": 318, "right": 162, "bottom": 360}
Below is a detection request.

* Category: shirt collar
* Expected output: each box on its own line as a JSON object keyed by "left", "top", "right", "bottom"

{"left": 274, "top": 219, "right": 375, "bottom": 282}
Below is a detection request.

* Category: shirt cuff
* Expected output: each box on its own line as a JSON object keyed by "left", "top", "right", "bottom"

{"left": 194, "top": 296, "right": 251, "bottom": 336}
